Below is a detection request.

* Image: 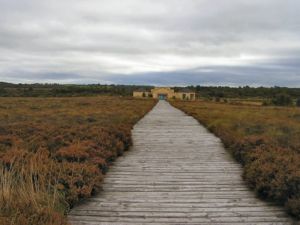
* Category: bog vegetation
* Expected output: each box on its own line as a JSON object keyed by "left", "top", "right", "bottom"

{"left": 0, "top": 82, "right": 153, "bottom": 97}
{"left": 1, "top": 82, "right": 300, "bottom": 102}
{"left": 1, "top": 82, "right": 299, "bottom": 222}
{"left": 171, "top": 100, "right": 300, "bottom": 218}
{"left": 0, "top": 96, "right": 156, "bottom": 225}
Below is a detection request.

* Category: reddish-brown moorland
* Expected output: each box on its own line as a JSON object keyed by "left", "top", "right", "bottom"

{"left": 0, "top": 96, "right": 156, "bottom": 225}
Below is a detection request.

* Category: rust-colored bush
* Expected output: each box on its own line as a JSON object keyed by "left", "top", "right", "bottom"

{"left": 58, "top": 161, "right": 103, "bottom": 205}
{"left": 244, "top": 147, "right": 300, "bottom": 203}
{"left": 56, "top": 143, "right": 89, "bottom": 162}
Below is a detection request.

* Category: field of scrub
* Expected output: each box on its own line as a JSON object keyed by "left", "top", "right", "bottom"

{"left": 0, "top": 96, "right": 156, "bottom": 225}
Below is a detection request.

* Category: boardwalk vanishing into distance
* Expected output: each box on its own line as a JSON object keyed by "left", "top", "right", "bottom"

{"left": 69, "top": 101, "right": 294, "bottom": 225}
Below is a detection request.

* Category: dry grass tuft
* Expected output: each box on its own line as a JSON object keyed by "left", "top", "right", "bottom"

{"left": 0, "top": 149, "right": 68, "bottom": 225}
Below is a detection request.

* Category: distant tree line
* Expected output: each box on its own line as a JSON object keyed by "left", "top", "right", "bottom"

{"left": 0, "top": 82, "right": 299, "bottom": 106}
{"left": 0, "top": 82, "right": 153, "bottom": 97}
{"left": 184, "top": 85, "right": 300, "bottom": 107}
{"left": 185, "top": 85, "right": 300, "bottom": 99}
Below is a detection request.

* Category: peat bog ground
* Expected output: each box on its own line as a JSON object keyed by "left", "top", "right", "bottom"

{"left": 0, "top": 96, "right": 156, "bottom": 225}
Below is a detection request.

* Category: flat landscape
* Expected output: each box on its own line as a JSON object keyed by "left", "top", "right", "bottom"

{"left": 0, "top": 91, "right": 299, "bottom": 224}
{"left": 1, "top": 1, "right": 300, "bottom": 224}
{"left": 0, "top": 96, "right": 156, "bottom": 225}
{"left": 69, "top": 101, "right": 295, "bottom": 225}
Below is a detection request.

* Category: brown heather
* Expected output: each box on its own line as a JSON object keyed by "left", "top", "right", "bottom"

{"left": 171, "top": 100, "right": 300, "bottom": 219}
{"left": 0, "top": 96, "right": 156, "bottom": 225}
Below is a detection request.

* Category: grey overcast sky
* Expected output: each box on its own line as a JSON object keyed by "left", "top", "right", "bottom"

{"left": 0, "top": 0, "right": 300, "bottom": 86}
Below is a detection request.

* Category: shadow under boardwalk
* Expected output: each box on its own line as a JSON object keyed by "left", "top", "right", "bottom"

{"left": 69, "top": 101, "right": 295, "bottom": 225}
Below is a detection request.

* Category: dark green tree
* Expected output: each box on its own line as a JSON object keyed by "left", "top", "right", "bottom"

{"left": 272, "top": 93, "right": 293, "bottom": 106}
{"left": 296, "top": 98, "right": 300, "bottom": 107}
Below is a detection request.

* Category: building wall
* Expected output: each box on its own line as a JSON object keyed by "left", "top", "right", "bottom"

{"left": 133, "top": 91, "right": 151, "bottom": 98}
{"left": 189, "top": 93, "right": 196, "bottom": 100}
{"left": 151, "top": 87, "right": 175, "bottom": 99}
{"left": 134, "top": 88, "right": 196, "bottom": 100}
{"left": 174, "top": 92, "right": 182, "bottom": 99}
{"left": 175, "top": 92, "right": 196, "bottom": 100}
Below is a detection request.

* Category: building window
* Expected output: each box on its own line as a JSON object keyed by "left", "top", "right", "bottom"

{"left": 182, "top": 93, "right": 186, "bottom": 99}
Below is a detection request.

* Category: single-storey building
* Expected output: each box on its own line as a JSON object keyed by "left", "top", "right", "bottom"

{"left": 133, "top": 87, "right": 196, "bottom": 100}
{"left": 132, "top": 88, "right": 152, "bottom": 98}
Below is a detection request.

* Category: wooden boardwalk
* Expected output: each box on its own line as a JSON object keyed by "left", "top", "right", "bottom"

{"left": 69, "top": 101, "right": 294, "bottom": 225}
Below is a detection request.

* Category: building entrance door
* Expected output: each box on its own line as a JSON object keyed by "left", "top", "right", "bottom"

{"left": 158, "top": 94, "right": 167, "bottom": 100}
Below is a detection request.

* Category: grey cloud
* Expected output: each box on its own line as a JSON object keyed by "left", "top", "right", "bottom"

{"left": 104, "top": 63, "right": 300, "bottom": 87}
{"left": 0, "top": 0, "right": 300, "bottom": 86}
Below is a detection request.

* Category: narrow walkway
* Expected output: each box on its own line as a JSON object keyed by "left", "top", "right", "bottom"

{"left": 69, "top": 101, "right": 294, "bottom": 225}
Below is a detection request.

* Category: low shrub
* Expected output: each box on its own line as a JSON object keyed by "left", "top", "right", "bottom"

{"left": 297, "top": 98, "right": 300, "bottom": 107}
{"left": 272, "top": 93, "right": 293, "bottom": 106}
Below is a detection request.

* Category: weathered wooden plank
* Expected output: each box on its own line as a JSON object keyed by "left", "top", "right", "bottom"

{"left": 69, "top": 215, "right": 291, "bottom": 223}
{"left": 70, "top": 222, "right": 290, "bottom": 225}
{"left": 69, "top": 101, "right": 294, "bottom": 224}
{"left": 72, "top": 206, "right": 284, "bottom": 213}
